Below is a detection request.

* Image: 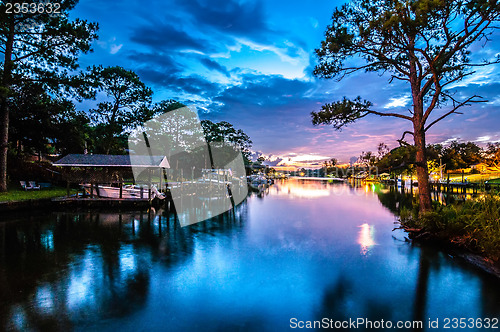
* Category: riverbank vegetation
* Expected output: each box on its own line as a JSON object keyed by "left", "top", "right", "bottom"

{"left": 399, "top": 195, "right": 500, "bottom": 262}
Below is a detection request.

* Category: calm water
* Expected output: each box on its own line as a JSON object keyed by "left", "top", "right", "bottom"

{"left": 0, "top": 180, "right": 499, "bottom": 331}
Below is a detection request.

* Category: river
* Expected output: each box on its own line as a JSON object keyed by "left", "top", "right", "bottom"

{"left": 0, "top": 179, "right": 499, "bottom": 331}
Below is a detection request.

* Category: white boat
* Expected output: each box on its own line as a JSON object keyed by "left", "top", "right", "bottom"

{"left": 82, "top": 184, "right": 165, "bottom": 200}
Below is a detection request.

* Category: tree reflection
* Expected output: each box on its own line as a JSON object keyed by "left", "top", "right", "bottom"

{"left": 0, "top": 203, "right": 247, "bottom": 330}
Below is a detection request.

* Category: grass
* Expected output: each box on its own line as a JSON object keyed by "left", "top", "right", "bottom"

{"left": 400, "top": 195, "right": 500, "bottom": 261}
{"left": 488, "top": 178, "right": 500, "bottom": 184}
{"left": 0, "top": 186, "right": 77, "bottom": 202}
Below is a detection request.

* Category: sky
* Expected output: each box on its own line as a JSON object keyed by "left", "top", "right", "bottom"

{"left": 71, "top": 0, "right": 500, "bottom": 168}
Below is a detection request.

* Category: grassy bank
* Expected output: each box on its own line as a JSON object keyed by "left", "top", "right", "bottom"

{"left": 0, "top": 187, "right": 76, "bottom": 202}
{"left": 446, "top": 173, "right": 500, "bottom": 183}
{"left": 400, "top": 195, "right": 500, "bottom": 261}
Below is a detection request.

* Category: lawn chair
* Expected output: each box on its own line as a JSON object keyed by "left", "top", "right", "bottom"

{"left": 29, "top": 181, "right": 40, "bottom": 190}
{"left": 20, "top": 181, "right": 33, "bottom": 190}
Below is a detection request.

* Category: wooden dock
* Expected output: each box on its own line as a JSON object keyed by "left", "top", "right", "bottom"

{"left": 430, "top": 182, "right": 500, "bottom": 195}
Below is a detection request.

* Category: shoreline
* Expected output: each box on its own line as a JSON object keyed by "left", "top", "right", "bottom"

{"left": 404, "top": 227, "right": 500, "bottom": 279}
{"left": 0, "top": 196, "right": 156, "bottom": 214}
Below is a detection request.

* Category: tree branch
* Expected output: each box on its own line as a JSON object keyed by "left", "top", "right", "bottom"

{"left": 424, "top": 95, "right": 485, "bottom": 132}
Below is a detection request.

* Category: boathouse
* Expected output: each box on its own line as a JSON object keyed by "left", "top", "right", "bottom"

{"left": 53, "top": 154, "right": 170, "bottom": 199}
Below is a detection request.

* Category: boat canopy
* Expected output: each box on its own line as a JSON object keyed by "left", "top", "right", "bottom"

{"left": 53, "top": 154, "right": 170, "bottom": 168}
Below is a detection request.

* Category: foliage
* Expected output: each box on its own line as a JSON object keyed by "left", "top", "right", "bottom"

{"left": 375, "top": 145, "right": 417, "bottom": 174}
{"left": 400, "top": 195, "right": 500, "bottom": 260}
{"left": 485, "top": 143, "right": 500, "bottom": 170}
{"left": 84, "top": 66, "right": 153, "bottom": 154}
{"left": 201, "top": 120, "right": 253, "bottom": 163}
{"left": 439, "top": 140, "right": 483, "bottom": 170}
{"left": 8, "top": 82, "right": 91, "bottom": 155}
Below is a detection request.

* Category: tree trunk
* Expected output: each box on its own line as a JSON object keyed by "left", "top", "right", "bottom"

{"left": 0, "top": 101, "right": 9, "bottom": 192}
{"left": 413, "top": 126, "right": 432, "bottom": 213}
{"left": 0, "top": 18, "right": 15, "bottom": 192}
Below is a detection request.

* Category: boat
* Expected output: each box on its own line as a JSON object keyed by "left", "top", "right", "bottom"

{"left": 247, "top": 174, "right": 270, "bottom": 191}
{"left": 82, "top": 184, "right": 165, "bottom": 200}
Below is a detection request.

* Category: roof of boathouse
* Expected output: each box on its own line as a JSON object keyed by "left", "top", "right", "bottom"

{"left": 53, "top": 154, "right": 170, "bottom": 168}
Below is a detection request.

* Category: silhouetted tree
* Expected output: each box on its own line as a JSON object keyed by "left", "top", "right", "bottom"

{"left": 85, "top": 66, "right": 153, "bottom": 154}
{"left": 0, "top": 0, "right": 98, "bottom": 191}
{"left": 312, "top": 0, "right": 500, "bottom": 213}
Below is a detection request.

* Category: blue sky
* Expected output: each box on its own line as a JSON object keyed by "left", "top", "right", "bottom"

{"left": 71, "top": 0, "right": 500, "bottom": 167}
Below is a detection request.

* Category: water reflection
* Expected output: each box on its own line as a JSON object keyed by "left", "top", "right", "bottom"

{"left": 0, "top": 180, "right": 498, "bottom": 331}
{"left": 358, "top": 223, "right": 376, "bottom": 255}
{"left": 0, "top": 204, "right": 246, "bottom": 331}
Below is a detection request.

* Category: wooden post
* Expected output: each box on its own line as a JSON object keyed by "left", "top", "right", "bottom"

{"left": 119, "top": 182, "right": 123, "bottom": 199}
{"left": 447, "top": 174, "right": 450, "bottom": 194}
{"left": 148, "top": 168, "right": 152, "bottom": 200}
{"left": 159, "top": 168, "right": 162, "bottom": 194}
{"left": 66, "top": 180, "right": 70, "bottom": 197}
{"left": 90, "top": 183, "right": 94, "bottom": 198}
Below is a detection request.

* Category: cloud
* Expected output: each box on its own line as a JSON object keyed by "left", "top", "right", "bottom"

{"left": 236, "top": 38, "right": 308, "bottom": 67}
{"left": 175, "top": 0, "right": 270, "bottom": 38}
{"left": 198, "top": 57, "right": 231, "bottom": 77}
{"left": 130, "top": 20, "right": 209, "bottom": 52}
{"left": 384, "top": 95, "right": 411, "bottom": 109}
{"left": 110, "top": 44, "right": 123, "bottom": 54}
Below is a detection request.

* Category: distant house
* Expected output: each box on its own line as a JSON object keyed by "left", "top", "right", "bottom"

{"left": 470, "top": 163, "right": 489, "bottom": 173}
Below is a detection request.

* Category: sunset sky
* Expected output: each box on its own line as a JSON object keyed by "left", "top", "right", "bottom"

{"left": 72, "top": 0, "right": 500, "bottom": 168}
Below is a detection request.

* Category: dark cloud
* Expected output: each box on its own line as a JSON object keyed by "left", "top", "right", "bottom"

{"left": 137, "top": 68, "right": 222, "bottom": 96}
{"left": 176, "top": 0, "right": 269, "bottom": 38}
{"left": 214, "top": 73, "right": 311, "bottom": 107}
{"left": 199, "top": 57, "right": 230, "bottom": 77}
{"left": 128, "top": 51, "right": 181, "bottom": 73}
{"left": 130, "top": 20, "right": 209, "bottom": 52}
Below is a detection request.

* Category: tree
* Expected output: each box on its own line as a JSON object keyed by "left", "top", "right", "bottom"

{"left": 377, "top": 145, "right": 417, "bottom": 175}
{"left": 358, "top": 151, "right": 377, "bottom": 167}
{"left": 0, "top": 0, "right": 98, "bottom": 191}
{"left": 440, "top": 140, "right": 483, "bottom": 170}
{"left": 485, "top": 143, "right": 500, "bottom": 170}
{"left": 85, "top": 66, "right": 153, "bottom": 154}
{"left": 9, "top": 82, "right": 88, "bottom": 155}
{"left": 201, "top": 120, "right": 253, "bottom": 163}
{"left": 312, "top": 0, "right": 500, "bottom": 213}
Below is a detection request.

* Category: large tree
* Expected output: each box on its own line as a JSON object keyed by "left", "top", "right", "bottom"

{"left": 85, "top": 66, "right": 153, "bottom": 154}
{"left": 312, "top": 0, "right": 500, "bottom": 213}
{"left": 0, "top": 0, "right": 98, "bottom": 191}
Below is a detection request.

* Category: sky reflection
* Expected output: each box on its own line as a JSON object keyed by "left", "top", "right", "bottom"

{"left": 0, "top": 181, "right": 498, "bottom": 330}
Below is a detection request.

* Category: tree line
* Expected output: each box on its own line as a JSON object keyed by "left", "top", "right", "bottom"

{"left": 358, "top": 141, "right": 500, "bottom": 175}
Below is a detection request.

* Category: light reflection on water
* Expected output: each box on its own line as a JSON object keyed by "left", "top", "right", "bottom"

{"left": 0, "top": 179, "right": 498, "bottom": 331}
{"left": 358, "top": 223, "right": 376, "bottom": 256}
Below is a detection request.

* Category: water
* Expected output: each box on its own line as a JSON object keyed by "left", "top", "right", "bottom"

{"left": 0, "top": 180, "right": 498, "bottom": 331}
